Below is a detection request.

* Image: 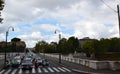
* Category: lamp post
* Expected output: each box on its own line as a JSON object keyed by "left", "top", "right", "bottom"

{"left": 4, "top": 26, "right": 14, "bottom": 68}
{"left": 55, "top": 30, "right": 61, "bottom": 63}
{"left": 117, "top": 5, "right": 120, "bottom": 37}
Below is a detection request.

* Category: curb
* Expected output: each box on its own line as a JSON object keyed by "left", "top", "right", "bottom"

{"left": 72, "top": 69, "right": 104, "bottom": 74}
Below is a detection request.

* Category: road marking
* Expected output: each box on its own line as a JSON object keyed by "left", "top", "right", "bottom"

{"left": 11, "top": 69, "right": 17, "bottom": 74}
{"left": 58, "top": 67, "right": 66, "bottom": 72}
{"left": 62, "top": 67, "right": 71, "bottom": 72}
{"left": 52, "top": 67, "right": 60, "bottom": 72}
{"left": 18, "top": 69, "right": 22, "bottom": 74}
{"left": 48, "top": 67, "right": 54, "bottom": 72}
{"left": 0, "top": 69, "right": 5, "bottom": 74}
{"left": 38, "top": 67, "right": 42, "bottom": 73}
{"left": 32, "top": 67, "right": 36, "bottom": 73}
{"left": 4, "top": 69, "right": 11, "bottom": 74}
{"left": 0, "top": 66, "right": 72, "bottom": 74}
{"left": 43, "top": 68, "right": 48, "bottom": 73}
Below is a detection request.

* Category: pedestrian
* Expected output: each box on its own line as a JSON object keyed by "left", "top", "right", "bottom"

{"left": 35, "top": 60, "right": 39, "bottom": 68}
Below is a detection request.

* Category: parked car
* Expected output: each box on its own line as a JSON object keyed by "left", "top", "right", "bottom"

{"left": 42, "top": 59, "right": 49, "bottom": 66}
{"left": 11, "top": 56, "right": 21, "bottom": 67}
{"left": 21, "top": 59, "right": 33, "bottom": 70}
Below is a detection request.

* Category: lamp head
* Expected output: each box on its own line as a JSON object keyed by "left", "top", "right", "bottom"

{"left": 12, "top": 28, "right": 14, "bottom": 31}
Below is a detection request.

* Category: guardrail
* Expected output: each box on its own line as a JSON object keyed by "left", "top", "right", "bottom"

{"left": 43, "top": 53, "right": 120, "bottom": 70}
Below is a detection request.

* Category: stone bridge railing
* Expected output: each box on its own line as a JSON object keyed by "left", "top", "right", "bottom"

{"left": 44, "top": 53, "right": 120, "bottom": 70}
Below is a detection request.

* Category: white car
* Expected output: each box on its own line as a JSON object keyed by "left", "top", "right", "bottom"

{"left": 11, "top": 56, "right": 21, "bottom": 67}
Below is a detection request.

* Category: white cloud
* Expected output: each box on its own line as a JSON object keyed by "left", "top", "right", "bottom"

{"left": 0, "top": 33, "right": 5, "bottom": 41}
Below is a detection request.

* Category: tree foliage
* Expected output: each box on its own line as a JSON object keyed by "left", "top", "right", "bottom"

{"left": 67, "top": 37, "right": 79, "bottom": 53}
{"left": 35, "top": 36, "right": 80, "bottom": 54}
{"left": 34, "top": 37, "right": 120, "bottom": 55}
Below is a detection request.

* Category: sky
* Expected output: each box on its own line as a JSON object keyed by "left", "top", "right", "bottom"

{"left": 0, "top": 0, "right": 120, "bottom": 47}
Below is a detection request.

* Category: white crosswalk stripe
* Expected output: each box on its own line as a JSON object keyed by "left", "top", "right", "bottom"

{"left": 52, "top": 67, "right": 60, "bottom": 72}
{"left": 48, "top": 67, "right": 54, "bottom": 72}
{"left": 38, "top": 67, "right": 42, "bottom": 73}
{"left": 43, "top": 68, "right": 49, "bottom": 73}
{"left": 18, "top": 69, "right": 22, "bottom": 74}
{"left": 32, "top": 67, "right": 36, "bottom": 73}
{"left": 62, "top": 67, "right": 71, "bottom": 72}
{"left": 11, "top": 69, "right": 17, "bottom": 74}
{"left": 58, "top": 67, "right": 66, "bottom": 72}
{"left": 0, "top": 69, "right": 5, "bottom": 74}
{"left": 0, "top": 66, "right": 71, "bottom": 74}
{"left": 4, "top": 68, "right": 12, "bottom": 74}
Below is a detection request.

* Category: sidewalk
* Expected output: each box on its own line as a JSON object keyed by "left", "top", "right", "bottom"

{"left": 43, "top": 54, "right": 120, "bottom": 74}
{"left": 0, "top": 56, "right": 4, "bottom": 71}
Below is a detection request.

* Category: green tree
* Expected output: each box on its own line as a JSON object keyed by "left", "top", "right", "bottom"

{"left": 49, "top": 42, "right": 57, "bottom": 53}
{"left": 35, "top": 41, "right": 48, "bottom": 53}
{"left": 109, "top": 38, "right": 120, "bottom": 52}
{"left": 82, "top": 41, "right": 95, "bottom": 57}
{"left": 67, "top": 36, "right": 79, "bottom": 53}
{"left": 97, "top": 38, "right": 110, "bottom": 53}
{"left": 58, "top": 38, "right": 68, "bottom": 54}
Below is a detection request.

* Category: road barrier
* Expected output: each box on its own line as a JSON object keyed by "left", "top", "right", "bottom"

{"left": 43, "top": 53, "right": 120, "bottom": 70}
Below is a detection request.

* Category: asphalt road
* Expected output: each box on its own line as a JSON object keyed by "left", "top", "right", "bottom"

{"left": 0, "top": 53, "right": 80, "bottom": 74}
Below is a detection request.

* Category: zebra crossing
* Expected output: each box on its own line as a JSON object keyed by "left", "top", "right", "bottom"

{"left": 0, "top": 66, "right": 71, "bottom": 74}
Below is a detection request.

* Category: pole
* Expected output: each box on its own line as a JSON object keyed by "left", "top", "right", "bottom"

{"left": 117, "top": 5, "right": 120, "bottom": 37}
{"left": 55, "top": 29, "right": 61, "bottom": 63}
{"left": 4, "top": 26, "right": 14, "bottom": 68}
{"left": 4, "top": 31, "right": 8, "bottom": 68}
{"left": 59, "top": 34, "right": 61, "bottom": 63}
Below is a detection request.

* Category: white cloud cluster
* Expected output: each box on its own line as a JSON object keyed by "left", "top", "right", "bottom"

{"left": 0, "top": 0, "right": 119, "bottom": 47}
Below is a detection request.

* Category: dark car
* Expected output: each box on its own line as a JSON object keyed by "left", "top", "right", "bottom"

{"left": 21, "top": 59, "right": 33, "bottom": 70}
{"left": 42, "top": 59, "right": 49, "bottom": 66}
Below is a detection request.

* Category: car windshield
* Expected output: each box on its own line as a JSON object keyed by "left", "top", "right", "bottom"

{"left": 23, "top": 60, "right": 32, "bottom": 63}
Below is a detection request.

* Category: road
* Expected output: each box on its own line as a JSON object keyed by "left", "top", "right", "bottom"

{"left": 0, "top": 53, "right": 80, "bottom": 74}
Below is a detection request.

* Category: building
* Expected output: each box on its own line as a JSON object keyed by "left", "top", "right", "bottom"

{"left": 79, "top": 37, "right": 97, "bottom": 48}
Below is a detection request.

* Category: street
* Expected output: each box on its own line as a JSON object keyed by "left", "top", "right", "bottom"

{"left": 0, "top": 53, "right": 80, "bottom": 74}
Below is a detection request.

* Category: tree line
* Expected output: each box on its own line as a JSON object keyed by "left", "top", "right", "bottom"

{"left": 35, "top": 36, "right": 79, "bottom": 54}
{"left": 34, "top": 37, "right": 120, "bottom": 56}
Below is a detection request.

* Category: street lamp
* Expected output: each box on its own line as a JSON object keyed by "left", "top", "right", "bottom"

{"left": 55, "top": 29, "right": 61, "bottom": 63}
{"left": 4, "top": 26, "right": 14, "bottom": 68}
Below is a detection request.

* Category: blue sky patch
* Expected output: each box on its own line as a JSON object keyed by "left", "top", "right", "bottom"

{"left": 34, "top": 19, "right": 59, "bottom": 25}
{"left": 104, "top": 24, "right": 114, "bottom": 27}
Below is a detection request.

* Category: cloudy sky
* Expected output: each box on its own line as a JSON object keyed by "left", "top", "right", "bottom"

{"left": 0, "top": 0, "right": 120, "bottom": 47}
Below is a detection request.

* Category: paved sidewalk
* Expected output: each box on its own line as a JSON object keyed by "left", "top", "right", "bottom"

{"left": 42, "top": 54, "right": 120, "bottom": 74}
{"left": 0, "top": 54, "right": 4, "bottom": 71}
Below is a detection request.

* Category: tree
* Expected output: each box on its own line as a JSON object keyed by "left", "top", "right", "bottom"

{"left": 48, "top": 42, "right": 57, "bottom": 53}
{"left": 97, "top": 38, "right": 110, "bottom": 53}
{"left": 67, "top": 36, "right": 79, "bottom": 53}
{"left": 82, "top": 41, "right": 95, "bottom": 57}
{"left": 109, "top": 38, "right": 120, "bottom": 52}
{"left": 0, "top": 0, "right": 4, "bottom": 23}
{"left": 58, "top": 38, "right": 68, "bottom": 54}
{"left": 35, "top": 40, "right": 48, "bottom": 53}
